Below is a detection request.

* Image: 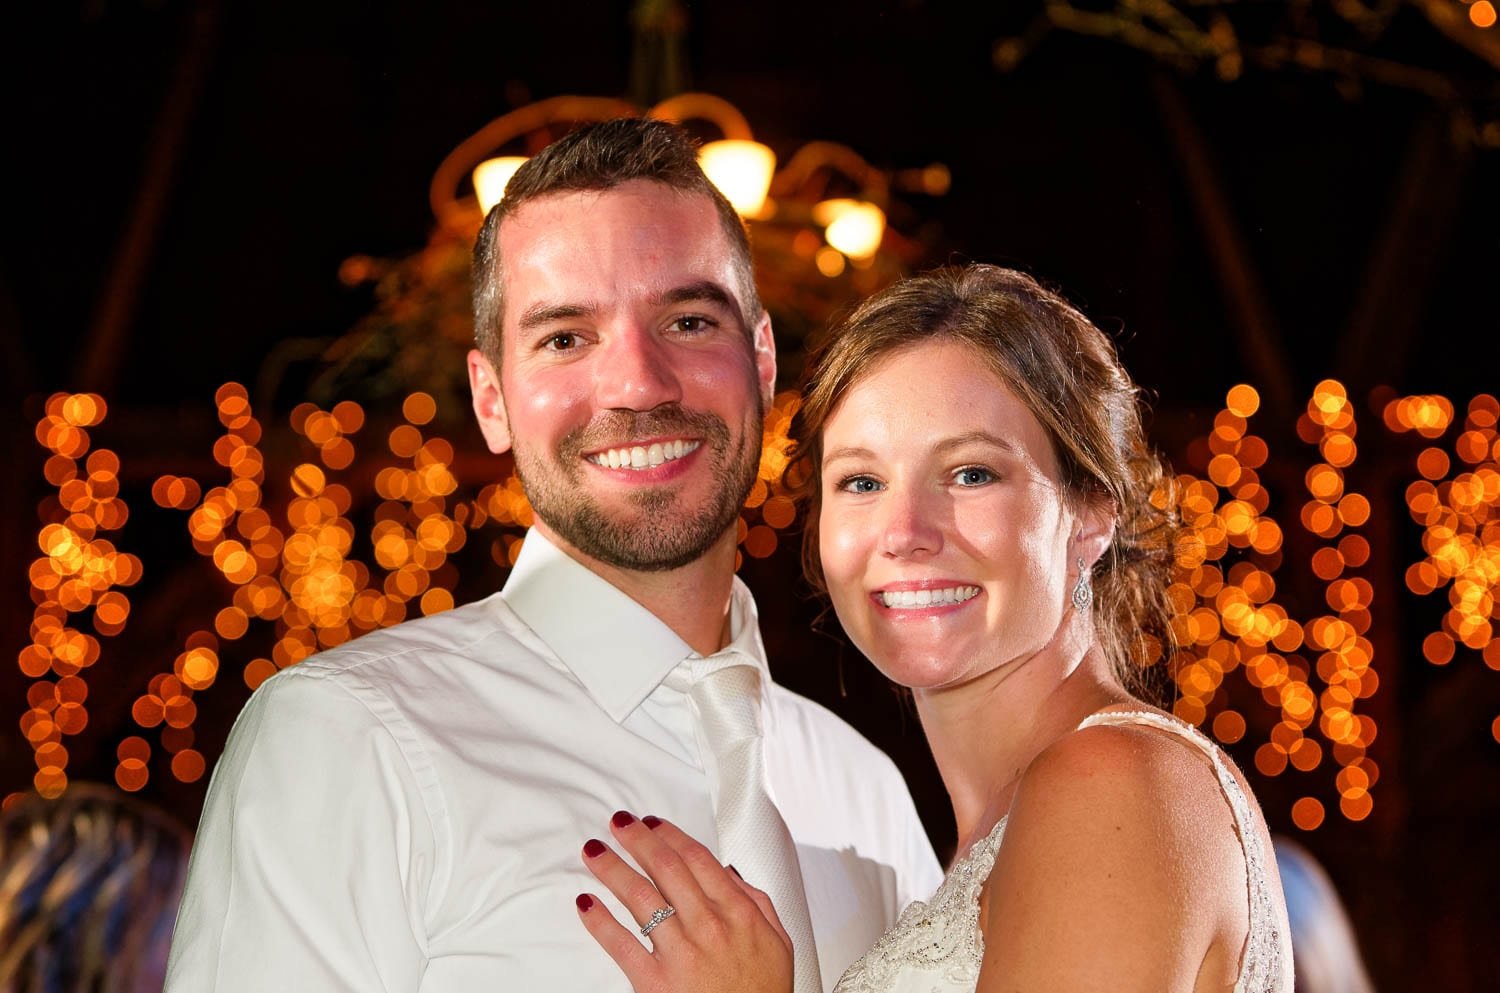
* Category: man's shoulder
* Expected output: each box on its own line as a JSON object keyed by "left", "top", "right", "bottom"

{"left": 271, "top": 590, "right": 543, "bottom": 689}
{"left": 236, "top": 589, "right": 571, "bottom": 750}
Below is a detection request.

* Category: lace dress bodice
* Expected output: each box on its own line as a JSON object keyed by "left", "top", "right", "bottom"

{"left": 833, "top": 710, "right": 1290, "bottom": 993}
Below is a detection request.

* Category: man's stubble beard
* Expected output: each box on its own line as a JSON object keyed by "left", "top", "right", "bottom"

{"left": 510, "top": 401, "right": 764, "bottom": 572}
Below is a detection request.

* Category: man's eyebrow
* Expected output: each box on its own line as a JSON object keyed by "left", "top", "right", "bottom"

{"left": 650, "top": 281, "right": 738, "bottom": 311}
{"left": 516, "top": 302, "right": 596, "bottom": 333}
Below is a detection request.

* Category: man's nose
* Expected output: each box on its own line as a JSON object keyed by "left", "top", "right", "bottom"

{"left": 593, "top": 327, "right": 683, "bottom": 411}
{"left": 879, "top": 484, "right": 944, "bottom": 560}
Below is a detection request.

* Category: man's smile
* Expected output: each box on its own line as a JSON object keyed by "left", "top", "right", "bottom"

{"left": 585, "top": 438, "right": 702, "bottom": 469}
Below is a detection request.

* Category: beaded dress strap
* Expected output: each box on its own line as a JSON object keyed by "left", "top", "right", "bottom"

{"left": 1074, "top": 709, "right": 1285, "bottom": 993}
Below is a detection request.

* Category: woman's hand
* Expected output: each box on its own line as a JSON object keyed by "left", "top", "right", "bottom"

{"left": 576, "top": 811, "right": 794, "bottom": 993}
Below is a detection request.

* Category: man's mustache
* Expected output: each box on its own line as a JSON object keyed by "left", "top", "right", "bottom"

{"left": 560, "top": 405, "right": 731, "bottom": 457}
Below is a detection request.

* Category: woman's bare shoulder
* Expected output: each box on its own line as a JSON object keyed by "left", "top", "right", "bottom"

{"left": 974, "top": 720, "right": 1247, "bottom": 992}
{"left": 1007, "top": 718, "right": 1246, "bottom": 878}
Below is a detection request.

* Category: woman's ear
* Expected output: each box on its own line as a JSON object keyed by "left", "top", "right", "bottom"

{"left": 1073, "top": 496, "right": 1116, "bottom": 571}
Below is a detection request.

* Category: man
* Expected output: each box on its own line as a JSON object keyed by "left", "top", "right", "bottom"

{"left": 165, "top": 118, "right": 940, "bottom": 992}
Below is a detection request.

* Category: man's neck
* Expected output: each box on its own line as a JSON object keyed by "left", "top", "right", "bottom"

{"left": 533, "top": 523, "right": 739, "bottom": 656}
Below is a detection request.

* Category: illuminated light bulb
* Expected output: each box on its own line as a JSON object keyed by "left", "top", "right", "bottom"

{"left": 921, "top": 163, "right": 952, "bottom": 195}
{"left": 811, "top": 197, "right": 854, "bottom": 227}
{"left": 698, "top": 140, "right": 776, "bottom": 218}
{"left": 389, "top": 425, "right": 423, "bottom": 458}
{"left": 761, "top": 496, "right": 797, "bottom": 530}
{"left": 115, "top": 758, "right": 148, "bottom": 792}
{"left": 172, "top": 749, "right": 206, "bottom": 782}
{"left": 1290, "top": 797, "right": 1325, "bottom": 830}
{"left": 814, "top": 246, "right": 845, "bottom": 278}
{"left": 743, "top": 524, "right": 777, "bottom": 559}
{"left": 1211, "top": 710, "right": 1246, "bottom": 743}
{"left": 1339, "top": 791, "right": 1373, "bottom": 821}
{"left": 473, "top": 156, "right": 528, "bottom": 215}
{"left": 403, "top": 392, "right": 438, "bottom": 426}
{"left": 815, "top": 199, "right": 887, "bottom": 261}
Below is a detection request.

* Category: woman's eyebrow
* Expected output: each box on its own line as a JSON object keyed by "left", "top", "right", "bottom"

{"left": 822, "top": 445, "right": 878, "bottom": 466}
{"left": 823, "top": 433, "right": 1020, "bottom": 467}
{"left": 933, "top": 431, "right": 1019, "bottom": 457}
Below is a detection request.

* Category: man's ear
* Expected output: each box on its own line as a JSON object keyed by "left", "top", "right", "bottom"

{"left": 467, "top": 349, "right": 513, "bottom": 455}
{"left": 752, "top": 311, "right": 777, "bottom": 410}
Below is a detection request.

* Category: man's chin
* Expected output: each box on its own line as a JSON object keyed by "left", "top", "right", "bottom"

{"left": 539, "top": 505, "right": 737, "bottom": 574}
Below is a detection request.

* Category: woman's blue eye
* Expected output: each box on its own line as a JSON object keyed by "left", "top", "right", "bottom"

{"left": 956, "top": 467, "right": 993, "bottom": 486}
{"left": 841, "top": 476, "right": 882, "bottom": 494}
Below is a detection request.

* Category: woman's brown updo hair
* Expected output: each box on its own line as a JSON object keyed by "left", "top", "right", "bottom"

{"left": 785, "top": 264, "right": 1179, "bottom": 691}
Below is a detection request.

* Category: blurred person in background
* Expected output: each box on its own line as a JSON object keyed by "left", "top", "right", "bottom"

{"left": 1273, "top": 837, "right": 1377, "bottom": 993}
{"left": 0, "top": 784, "right": 191, "bottom": 993}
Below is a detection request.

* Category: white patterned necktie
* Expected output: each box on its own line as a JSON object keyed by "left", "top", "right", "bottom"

{"left": 688, "top": 656, "right": 823, "bottom": 993}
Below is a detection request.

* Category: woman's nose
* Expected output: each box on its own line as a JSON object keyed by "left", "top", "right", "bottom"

{"left": 879, "top": 485, "right": 944, "bottom": 560}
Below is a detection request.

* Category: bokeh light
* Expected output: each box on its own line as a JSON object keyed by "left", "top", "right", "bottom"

{"left": 23, "top": 379, "right": 1497, "bottom": 826}
{"left": 20, "top": 394, "right": 138, "bottom": 798}
{"left": 1390, "top": 392, "right": 1499, "bottom": 728}
{"left": 1162, "top": 381, "right": 1393, "bottom": 825}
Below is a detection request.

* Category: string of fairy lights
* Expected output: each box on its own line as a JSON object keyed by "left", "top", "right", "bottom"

{"left": 21, "top": 394, "right": 143, "bottom": 800}
{"left": 1162, "top": 380, "right": 1381, "bottom": 831}
{"left": 1391, "top": 395, "right": 1500, "bottom": 674}
{"left": 13, "top": 384, "right": 1500, "bottom": 829}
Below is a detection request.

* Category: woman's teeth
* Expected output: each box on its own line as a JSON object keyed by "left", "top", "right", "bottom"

{"left": 879, "top": 586, "right": 980, "bottom": 608}
{"left": 589, "top": 440, "right": 700, "bottom": 470}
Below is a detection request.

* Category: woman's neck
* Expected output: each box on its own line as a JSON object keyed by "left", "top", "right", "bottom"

{"left": 913, "top": 637, "right": 1133, "bottom": 853}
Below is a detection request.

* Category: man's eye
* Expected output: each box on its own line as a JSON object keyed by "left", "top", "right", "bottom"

{"left": 671, "top": 316, "right": 714, "bottom": 335}
{"left": 955, "top": 467, "right": 994, "bottom": 486}
{"left": 543, "top": 333, "right": 579, "bottom": 351}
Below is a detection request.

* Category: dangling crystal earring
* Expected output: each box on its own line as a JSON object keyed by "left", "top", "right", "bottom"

{"left": 1071, "top": 557, "right": 1093, "bottom": 611}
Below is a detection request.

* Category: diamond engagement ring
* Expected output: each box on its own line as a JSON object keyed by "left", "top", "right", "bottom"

{"left": 639, "top": 904, "right": 676, "bottom": 937}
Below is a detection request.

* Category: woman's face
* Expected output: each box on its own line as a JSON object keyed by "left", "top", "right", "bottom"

{"left": 818, "top": 339, "right": 1093, "bottom": 691}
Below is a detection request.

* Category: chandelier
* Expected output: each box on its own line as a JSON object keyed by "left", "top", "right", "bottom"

{"left": 430, "top": 91, "right": 948, "bottom": 306}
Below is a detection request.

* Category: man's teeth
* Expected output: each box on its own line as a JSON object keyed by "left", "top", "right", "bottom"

{"left": 879, "top": 586, "right": 980, "bottom": 609}
{"left": 589, "top": 439, "right": 700, "bottom": 470}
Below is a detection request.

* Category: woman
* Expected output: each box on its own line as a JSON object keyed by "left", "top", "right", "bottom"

{"left": 574, "top": 265, "right": 1293, "bottom": 992}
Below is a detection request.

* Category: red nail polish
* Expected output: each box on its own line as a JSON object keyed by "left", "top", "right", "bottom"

{"left": 642, "top": 815, "right": 662, "bottom": 829}
{"left": 576, "top": 894, "right": 594, "bottom": 912}
{"left": 611, "top": 810, "right": 636, "bottom": 828}
{"left": 583, "top": 838, "right": 607, "bottom": 858}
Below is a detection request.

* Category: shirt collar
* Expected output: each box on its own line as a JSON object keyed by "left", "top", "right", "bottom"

{"left": 500, "top": 529, "right": 772, "bottom": 724}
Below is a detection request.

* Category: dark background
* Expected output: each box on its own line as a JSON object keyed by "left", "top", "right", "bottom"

{"left": 5, "top": 2, "right": 1499, "bottom": 990}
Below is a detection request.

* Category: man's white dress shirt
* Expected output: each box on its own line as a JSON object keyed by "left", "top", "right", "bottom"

{"left": 165, "top": 530, "right": 941, "bottom": 992}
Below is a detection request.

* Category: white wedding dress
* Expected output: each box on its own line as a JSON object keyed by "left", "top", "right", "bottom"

{"left": 833, "top": 711, "right": 1290, "bottom": 993}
